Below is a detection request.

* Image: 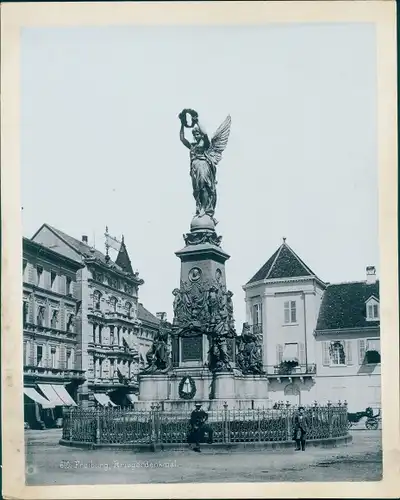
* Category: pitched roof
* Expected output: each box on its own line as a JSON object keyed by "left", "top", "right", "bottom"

{"left": 138, "top": 303, "right": 160, "bottom": 326}
{"left": 23, "top": 237, "right": 84, "bottom": 271}
{"left": 316, "top": 280, "right": 380, "bottom": 330}
{"left": 35, "top": 224, "right": 139, "bottom": 279}
{"left": 115, "top": 237, "right": 134, "bottom": 275}
{"left": 38, "top": 224, "right": 118, "bottom": 267}
{"left": 246, "top": 241, "right": 319, "bottom": 284}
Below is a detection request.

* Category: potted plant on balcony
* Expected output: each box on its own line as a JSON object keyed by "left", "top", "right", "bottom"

{"left": 277, "top": 359, "right": 298, "bottom": 375}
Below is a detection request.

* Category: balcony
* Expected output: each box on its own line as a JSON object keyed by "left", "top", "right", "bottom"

{"left": 104, "top": 311, "right": 141, "bottom": 325}
{"left": 24, "top": 365, "right": 86, "bottom": 383}
{"left": 88, "top": 376, "right": 139, "bottom": 390}
{"left": 87, "top": 343, "right": 138, "bottom": 358}
{"left": 24, "top": 322, "right": 76, "bottom": 338}
{"left": 251, "top": 324, "right": 263, "bottom": 335}
{"left": 264, "top": 363, "right": 316, "bottom": 382}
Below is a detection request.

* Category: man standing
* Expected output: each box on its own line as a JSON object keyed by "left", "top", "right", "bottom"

{"left": 188, "top": 403, "right": 213, "bottom": 452}
{"left": 293, "top": 406, "right": 308, "bottom": 451}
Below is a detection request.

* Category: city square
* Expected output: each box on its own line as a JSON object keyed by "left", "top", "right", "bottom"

{"left": 25, "top": 429, "right": 382, "bottom": 484}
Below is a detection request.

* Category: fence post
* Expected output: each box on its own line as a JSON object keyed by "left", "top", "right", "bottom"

{"left": 68, "top": 408, "right": 73, "bottom": 442}
{"left": 327, "top": 400, "right": 333, "bottom": 437}
{"left": 150, "top": 403, "right": 161, "bottom": 451}
{"left": 286, "top": 402, "right": 292, "bottom": 441}
{"left": 223, "top": 402, "right": 229, "bottom": 443}
{"left": 96, "top": 409, "right": 101, "bottom": 445}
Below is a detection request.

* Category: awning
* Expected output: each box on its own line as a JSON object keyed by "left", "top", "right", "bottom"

{"left": 38, "top": 384, "right": 66, "bottom": 406}
{"left": 51, "top": 385, "right": 77, "bottom": 406}
{"left": 24, "top": 388, "right": 55, "bottom": 409}
{"left": 93, "top": 393, "right": 117, "bottom": 407}
{"left": 282, "top": 343, "right": 299, "bottom": 362}
{"left": 127, "top": 394, "right": 138, "bottom": 403}
{"left": 366, "top": 339, "right": 380, "bottom": 352}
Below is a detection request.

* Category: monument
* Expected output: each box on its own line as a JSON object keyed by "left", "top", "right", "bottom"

{"left": 138, "top": 109, "right": 269, "bottom": 410}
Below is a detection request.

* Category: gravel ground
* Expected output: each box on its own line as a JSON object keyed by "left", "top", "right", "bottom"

{"left": 25, "top": 429, "right": 382, "bottom": 485}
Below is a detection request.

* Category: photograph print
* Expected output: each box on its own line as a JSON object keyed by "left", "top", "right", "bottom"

{"left": 1, "top": 1, "right": 398, "bottom": 498}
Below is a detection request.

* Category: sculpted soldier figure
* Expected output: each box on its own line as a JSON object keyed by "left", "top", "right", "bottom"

{"left": 237, "top": 322, "right": 263, "bottom": 374}
{"left": 142, "top": 322, "right": 171, "bottom": 373}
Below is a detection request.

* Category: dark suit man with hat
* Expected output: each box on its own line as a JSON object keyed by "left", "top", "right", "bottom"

{"left": 187, "top": 403, "right": 213, "bottom": 452}
{"left": 293, "top": 406, "right": 308, "bottom": 451}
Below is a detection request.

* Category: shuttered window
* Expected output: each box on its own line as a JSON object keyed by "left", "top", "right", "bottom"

{"left": 358, "top": 339, "right": 366, "bottom": 364}
{"left": 59, "top": 344, "right": 66, "bottom": 369}
{"left": 322, "top": 341, "right": 330, "bottom": 366}
{"left": 284, "top": 301, "right": 297, "bottom": 324}
{"left": 345, "top": 340, "right": 353, "bottom": 365}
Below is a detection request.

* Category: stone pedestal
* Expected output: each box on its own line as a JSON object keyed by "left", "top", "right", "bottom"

{"left": 137, "top": 214, "right": 270, "bottom": 410}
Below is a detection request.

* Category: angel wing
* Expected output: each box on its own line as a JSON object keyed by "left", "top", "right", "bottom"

{"left": 207, "top": 115, "right": 232, "bottom": 166}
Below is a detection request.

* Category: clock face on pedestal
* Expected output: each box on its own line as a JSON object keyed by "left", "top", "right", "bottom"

{"left": 188, "top": 267, "right": 202, "bottom": 283}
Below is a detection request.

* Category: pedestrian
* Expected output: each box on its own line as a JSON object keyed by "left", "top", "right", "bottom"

{"left": 293, "top": 406, "right": 308, "bottom": 451}
{"left": 187, "top": 403, "right": 213, "bottom": 452}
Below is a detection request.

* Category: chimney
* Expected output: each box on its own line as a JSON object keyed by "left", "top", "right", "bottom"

{"left": 366, "top": 266, "right": 376, "bottom": 284}
{"left": 156, "top": 312, "right": 167, "bottom": 321}
{"left": 82, "top": 235, "right": 88, "bottom": 244}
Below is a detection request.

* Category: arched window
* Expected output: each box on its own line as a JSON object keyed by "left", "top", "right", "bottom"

{"left": 125, "top": 302, "right": 132, "bottom": 317}
{"left": 93, "top": 291, "right": 102, "bottom": 310}
{"left": 110, "top": 296, "right": 117, "bottom": 312}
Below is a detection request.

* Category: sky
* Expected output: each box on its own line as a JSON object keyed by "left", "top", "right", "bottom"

{"left": 21, "top": 23, "right": 378, "bottom": 328}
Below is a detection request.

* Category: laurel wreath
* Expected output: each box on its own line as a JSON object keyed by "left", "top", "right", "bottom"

{"left": 179, "top": 108, "right": 198, "bottom": 128}
{"left": 178, "top": 376, "right": 197, "bottom": 400}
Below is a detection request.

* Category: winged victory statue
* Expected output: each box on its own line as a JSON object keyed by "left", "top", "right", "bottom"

{"left": 179, "top": 109, "right": 231, "bottom": 225}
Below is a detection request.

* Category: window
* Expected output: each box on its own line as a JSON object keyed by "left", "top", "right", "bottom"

{"left": 66, "top": 350, "right": 72, "bottom": 369}
{"left": 367, "top": 302, "right": 379, "bottom": 320}
{"left": 360, "top": 338, "right": 381, "bottom": 364}
{"left": 93, "top": 291, "right": 101, "bottom": 310}
{"left": 125, "top": 302, "right": 132, "bottom": 317}
{"left": 51, "top": 310, "right": 59, "bottom": 329}
{"left": 66, "top": 277, "right": 72, "bottom": 296}
{"left": 252, "top": 303, "right": 262, "bottom": 326}
{"left": 110, "top": 326, "right": 115, "bottom": 344}
{"left": 37, "top": 345, "right": 43, "bottom": 367}
{"left": 23, "top": 301, "right": 28, "bottom": 327}
{"left": 66, "top": 314, "right": 74, "bottom": 333}
{"left": 329, "top": 341, "right": 346, "bottom": 365}
{"left": 110, "top": 297, "right": 117, "bottom": 312}
{"left": 50, "top": 271, "right": 57, "bottom": 290}
{"left": 22, "top": 260, "right": 28, "bottom": 281}
{"left": 284, "top": 301, "right": 297, "bottom": 324}
{"left": 98, "top": 325, "right": 103, "bottom": 344}
{"left": 51, "top": 347, "right": 57, "bottom": 368}
{"left": 36, "top": 266, "right": 43, "bottom": 287}
{"left": 37, "top": 306, "right": 45, "bottom": 327}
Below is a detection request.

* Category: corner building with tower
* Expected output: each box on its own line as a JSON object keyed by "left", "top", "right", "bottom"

{"left": 243, "top": 239, "right": 381, "bottom": 412}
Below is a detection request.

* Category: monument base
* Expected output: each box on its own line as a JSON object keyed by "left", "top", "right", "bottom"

{"left": 137, "top": 370, "right": 270, "bottom": 410}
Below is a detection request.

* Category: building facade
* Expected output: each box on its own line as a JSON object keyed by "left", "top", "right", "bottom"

{"left": 243, "top": 240, "right": 381, "bottom": 412}
{"left": 31, "top": 224, "right": 160, "bottom": 407}
{"left": 23, "top": 238, "right": 85, "bottom": 429}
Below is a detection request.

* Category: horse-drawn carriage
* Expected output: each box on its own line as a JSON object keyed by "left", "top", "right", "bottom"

{"left": 347, "top": 407, "right": 381, "bottom": 430}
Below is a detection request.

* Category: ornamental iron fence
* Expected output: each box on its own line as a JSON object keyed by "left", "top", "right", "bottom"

{"left": 62, "top": 404, "right": 348, "bottom": 446}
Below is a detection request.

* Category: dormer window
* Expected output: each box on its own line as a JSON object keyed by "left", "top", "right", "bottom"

{"left": 366, "top": 296, "right": 380, "bottom": 321}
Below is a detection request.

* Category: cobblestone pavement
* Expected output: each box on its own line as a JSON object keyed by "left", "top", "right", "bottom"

{"left": 25, "top": 430, "right": 382, "bottom": 485}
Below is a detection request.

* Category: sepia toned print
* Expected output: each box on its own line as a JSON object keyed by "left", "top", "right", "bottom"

{"left": 1, "top": 2, "right": 398, "bottom": 499}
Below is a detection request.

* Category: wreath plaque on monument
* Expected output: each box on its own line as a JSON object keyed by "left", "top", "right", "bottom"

{"left": 178, "top": 376, "right": 197, "bottom": 400}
